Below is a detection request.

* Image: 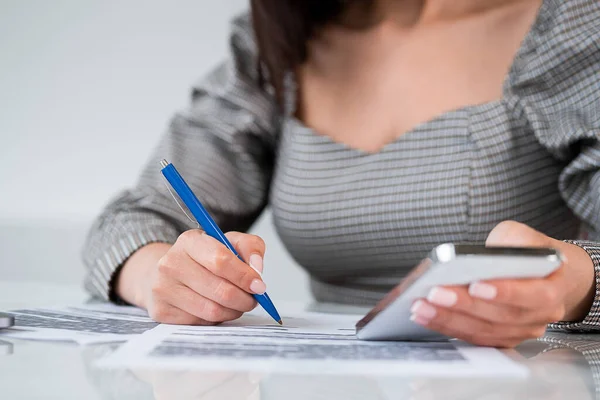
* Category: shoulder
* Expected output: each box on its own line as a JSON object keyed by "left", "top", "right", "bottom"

{"left": 511, "top": 0, "right": 600, "bottom": 96}
{"left": 510, "top": 0, "right": 600, "bottom": 156}
{"left": 543, "top": 0, "right": 600, "bottom": 69}
{"left": 224, "top": 11, "right": 264, "bottom": 83}
{"left": 229, "top": 12, "right": 256, "bottom": 59}
{"left": 230, "top": 11, "right": 253, "bottom": 35}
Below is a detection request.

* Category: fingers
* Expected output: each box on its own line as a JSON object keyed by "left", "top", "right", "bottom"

{"left": 225, "top": 231, "right": 266, "bottom": 274}
{"left": 425, "top": 282, "right": 565, "bottom": 324}
{"left": 412, "top": 274, "right": 565, "bottom": 347}
{"left": 471, "top": 276, "right": 565, "bottom": 313}
{"left": 148, "top": 299, "right": 241, "bottom": 326}
{"left": 486, "top": 222, "right": 594, "bottom": 322}
{"left": 410, "top": 300, "right": 547, "bottom": 348}
{"left": 167, "top": 283, "right": 244, "bottom": 323}
{"left": 175, "top": 230, "right": 266, "bottom": 294}
{"left": 421, "top": 220, "right": 569, "bottom": 348}
{"left": 148, "top": 277, "right": 244, "bottom": 324}
{"left": 413, "top": 270, "right": 566, "bottom": 347}
{"left": 147, "top": 229, "right": 266, "bottom": 325}
{"left": 146, "top": 300, "right": 209, "bottom": 325}
{"left": 159, "top": 250, "right": 256, "bottom": 313}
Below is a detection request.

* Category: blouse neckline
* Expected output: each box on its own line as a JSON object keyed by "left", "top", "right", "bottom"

{"left": 283, "top": 0, "right": 556, "bottom": 157}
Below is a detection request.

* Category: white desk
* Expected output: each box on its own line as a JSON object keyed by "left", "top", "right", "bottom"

{"left": 0, "top": 281, "right": 598, "bottom": 400}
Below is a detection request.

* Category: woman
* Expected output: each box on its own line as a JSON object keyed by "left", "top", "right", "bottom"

{"left": 83, "top": 0, "right": 600, "bottom": 347}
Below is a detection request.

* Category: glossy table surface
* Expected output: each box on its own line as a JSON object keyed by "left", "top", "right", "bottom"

{"left": 1, "top": 281, "right": 600, "bottom": 400}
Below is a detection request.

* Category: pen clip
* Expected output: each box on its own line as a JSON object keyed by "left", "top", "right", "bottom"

{"left": 161, "top": 175, "right": 200, "bottom": 229}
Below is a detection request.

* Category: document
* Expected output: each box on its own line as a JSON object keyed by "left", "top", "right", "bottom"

{"left": 98, "top": 309, "right": 528, "bottom": 377}
{"left": 0, "top": 303, "right": 158, "bottom": 344}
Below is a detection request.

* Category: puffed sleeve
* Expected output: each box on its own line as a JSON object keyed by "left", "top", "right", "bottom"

{"left": 81, "top": 13, "right": 280, "bottom": 302}
{"left": 511, "top": 0, "right": 600, "bottom": 331}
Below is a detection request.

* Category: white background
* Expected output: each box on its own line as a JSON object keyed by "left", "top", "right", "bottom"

{"left": 0, "top": 0, "right": 310, "bottom": 303}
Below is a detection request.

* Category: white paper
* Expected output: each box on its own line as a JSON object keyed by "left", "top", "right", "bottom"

{"left": 98, "top": 309, "right": 528, "bottom": 378}
{"left": 0, "top": 303, "right": 158, "bottom": 344}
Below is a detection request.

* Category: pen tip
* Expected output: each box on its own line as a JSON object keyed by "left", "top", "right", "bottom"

{"left": 277, "top": 320, "right": 283, "bottom": 325}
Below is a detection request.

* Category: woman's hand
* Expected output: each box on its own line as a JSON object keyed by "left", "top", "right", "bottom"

{"left": 409, "top": 221, "right": 596, "bottom": 347}
{"left": 116, "top": 230, "right": 267, "bottom": 325}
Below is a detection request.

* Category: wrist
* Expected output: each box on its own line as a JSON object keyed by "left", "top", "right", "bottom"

{"left": 560, "top": 241, "right": 596, "bottom": 322}
{"left": 116, "top": 242, "right": 172, "bottom": 308}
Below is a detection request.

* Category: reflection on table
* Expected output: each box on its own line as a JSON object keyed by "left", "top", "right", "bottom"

{"left": 71, "top": 332, "right": 600, "bottom": 400}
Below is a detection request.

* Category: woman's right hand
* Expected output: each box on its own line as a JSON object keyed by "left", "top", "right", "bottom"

{"left": 116, "top": 230, "right": 267, "bottom": 325}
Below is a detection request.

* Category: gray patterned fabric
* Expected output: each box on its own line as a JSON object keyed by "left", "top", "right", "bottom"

{"left": 83, "top": 0, "right": 600, "bottom": 330}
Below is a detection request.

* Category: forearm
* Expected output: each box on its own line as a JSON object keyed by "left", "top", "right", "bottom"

{"left": 116, "top": 243, "right": 172, "bottom": 309}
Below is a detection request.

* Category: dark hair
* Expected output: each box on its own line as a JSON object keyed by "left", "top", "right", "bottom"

{"left": 251, "top": 0, "right": 375, "bottom": 107}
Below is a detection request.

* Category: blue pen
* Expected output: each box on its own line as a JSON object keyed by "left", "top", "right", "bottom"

{"left": 160, "top": 159, "right": 282, "bottom": 325}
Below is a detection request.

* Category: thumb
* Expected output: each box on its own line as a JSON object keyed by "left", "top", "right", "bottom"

{"left": 485, "top": 220, "right": 554, "bottom": 248}
{"left": 225, "top": 231, "right": 266, "bottom": 274}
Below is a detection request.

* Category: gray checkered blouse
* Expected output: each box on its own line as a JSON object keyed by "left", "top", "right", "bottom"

{"left": 83, "top": 0, "right": 600, "bottom": 331}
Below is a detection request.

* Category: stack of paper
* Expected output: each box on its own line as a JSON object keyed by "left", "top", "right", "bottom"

{"left": 1, "top": 302, "right": 529, "bottom": 378}
{"left": 0, "top": 303, "right": 158, "bottom": 344}
{"left": 97, "top": 310, "right": 528, "bottom": 378}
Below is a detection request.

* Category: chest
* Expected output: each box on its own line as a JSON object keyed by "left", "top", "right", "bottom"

{"left": 296, "top": 2, "right": 542, "bottom": 153}
{"left": 268, "top": 105, "right": 579, "bottom": 279}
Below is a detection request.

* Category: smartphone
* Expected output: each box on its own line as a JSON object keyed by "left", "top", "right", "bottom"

{"left": 0, "top": 313, "right": 14, "bottom": 329}
{"left": 356, "top": 244, "right": 563, "bottom": 341}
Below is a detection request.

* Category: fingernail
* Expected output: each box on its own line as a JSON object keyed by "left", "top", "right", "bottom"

{"left": 410, "top": 313, "right": 431, "bottom": 326}
{"left": 469, "top": 282, "right": 497, "bottom": 300}
{"left": 427, "top": 287, "right": 457, "bottom": 307}
{"left": 250, "top": 279, "right": 266, "bottom": 295}
{"left": 410, "top": 300, "right": 437, "bottom": 319}
{"left": 249, "top": 254, "right": 263, "bottom": 274}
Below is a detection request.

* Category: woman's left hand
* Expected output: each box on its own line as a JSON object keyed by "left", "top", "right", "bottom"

{"left": 409, "top": 221, "right": 596, "bottom": 348}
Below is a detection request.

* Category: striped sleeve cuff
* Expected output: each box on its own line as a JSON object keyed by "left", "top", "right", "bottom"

{"left": 83, "top": 225, "right": 180, "bottom": 304}
{"left": 548, "top": 240, "right": 600, "bottom": 332}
